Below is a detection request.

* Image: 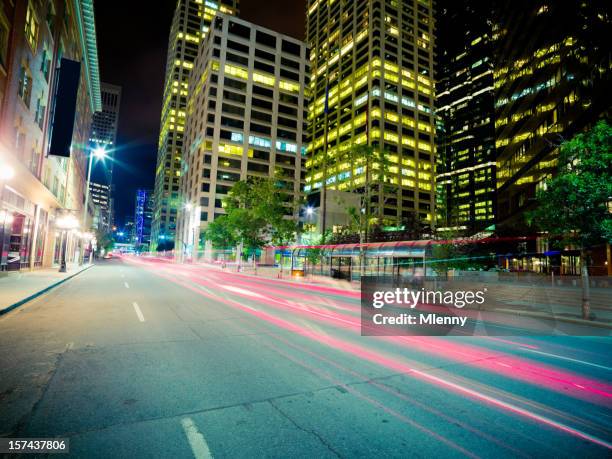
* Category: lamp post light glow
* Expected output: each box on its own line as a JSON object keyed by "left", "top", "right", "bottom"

{"left": 93, "top": 146, "right": 107, "bottom": 160}
{"left": 0, "top": 163, "right": 15, "bottom": 181}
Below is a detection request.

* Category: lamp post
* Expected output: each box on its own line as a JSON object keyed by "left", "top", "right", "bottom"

{"left": 56, "top": 213, "right": 79, "bottom": 272}
{"left": 81, "top": 146, "right": 107, "bottom": 264}
{"left": 182, "top": 202, "right": 193, "bottom": 263}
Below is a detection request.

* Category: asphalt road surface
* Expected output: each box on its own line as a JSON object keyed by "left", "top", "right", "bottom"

{"left": 1, "top": 258, "right": 610, "bottom": 458}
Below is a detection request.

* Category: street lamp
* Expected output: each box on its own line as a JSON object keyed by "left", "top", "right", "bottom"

{"left": 56, "top": 214, "right": 79, "bottom": 272}
{"left": 81, "top": 146, "right": 107, "bottom": 265}
{"left": 93, "top": 146, "right": 107, "bottom": 160}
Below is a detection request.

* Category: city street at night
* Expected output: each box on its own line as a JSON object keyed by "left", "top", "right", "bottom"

{"left": 1, "top": 259, "right": 610, "bottom": 458}
{"left": 0, "top": 0, "right": 610, "bottom": 457}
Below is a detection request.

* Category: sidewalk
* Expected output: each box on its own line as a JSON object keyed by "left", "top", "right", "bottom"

{"left": 0, "top": 263, "right": 93, "bottom": 315}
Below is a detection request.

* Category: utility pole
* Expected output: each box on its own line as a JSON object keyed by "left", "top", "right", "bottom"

{"left": 321, "top": 85, "right": 330, "bottom": 236}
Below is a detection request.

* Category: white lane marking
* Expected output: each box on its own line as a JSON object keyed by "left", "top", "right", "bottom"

{"left": 241, "top": 305, "right": 258, "bottom": 312}
{"left": 496, "top": 362, "right": 512, "bottom": 368}
{"left": 520, "top": 348, "right": 612, "bottom": 371}
{"left": 181, "top": 417, "right": 213, "bottom": 459}
{"left": 220, "top": 285, "right": 264, "bottom": 298}
{"left": 124, "top": 282, "right": 130, "bottom": 289}
{"left": 65, "top": 342, "right": 74, "bottom": 351}
{"left": 132, "top": 302, "right": 145, "bottom": 322}
{"left": 121, "top": 274, "right": 125, "bottom": 278}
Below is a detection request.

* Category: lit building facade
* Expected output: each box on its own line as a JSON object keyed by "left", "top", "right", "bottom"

{"left": 0, "top": 0, "right": 101, "bottom": 271}
{"left": 134, "top": 188, "right": 153, "bottom": 249}
{"left": 89, "top": 181, "right": 111, "bottom": 232}
{"left": 493, "top": 0, "right": 611, "bottom": 229}
{"left": 150, "top": 0, "right": 239, "bottom": 250}
{"left": 305, "top": 0, "right": 437, "bottom": 229}
{"left": 89, "top": 82, "right": 121, "bottom": 179}
{"left": 435, "top": 0, "right": 496, "bottom": 235}
{"left": 178, "top": 13, "right": 308, "bottom": 258}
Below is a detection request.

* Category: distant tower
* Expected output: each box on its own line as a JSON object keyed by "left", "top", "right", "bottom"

{"left": 134, "top": 189, "right": 154, "bottom": 249}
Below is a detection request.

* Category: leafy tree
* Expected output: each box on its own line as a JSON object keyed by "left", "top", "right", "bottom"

{"left": 529, "top": 120, "right": 612, "bottom": 319}
{"left": 204, "top": 177, "right": 298, "bottom": 265}
{"left": 204, "top": 215, "right": 238, "bottom": 249}
{"left": 304, "top": 230, "right": 331, "bottom": 277}
{"left": 95, "top": 229, "right": 114, "bottom": 256}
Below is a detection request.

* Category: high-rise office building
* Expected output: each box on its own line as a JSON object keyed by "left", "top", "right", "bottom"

{"left": 89, "top": 83, "right": 121, "bottom": 149}
{"left": 177, "top": 13, "right": 308, "bottom": 257}
{"left": 435, "top": 0, "right": 496, "bottom": 234}
{"left": 150, "top": 0, "right": 239, "bottom": 250}
{"left": 304, "top": 0, "right": 437, "bottom": 230}
{"left": 493, "top": 0, "right": 611, "bottom": 229}
{"left": 89, "top": 181, "right": 111, "bottom": 232}
{"left": 89, "top": 82, "right": 121, "bottom": 179}
{"left": 134, "top": 189, "right": 154, "bottom": 249}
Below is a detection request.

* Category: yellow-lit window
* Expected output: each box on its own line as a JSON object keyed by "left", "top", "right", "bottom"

{"left": 384, "top": 132, "right": 399, "bottom": 143}
{"left": 279, "top": 81, "right": 300, "bottom": 92}
{"left": 225, "top": 64, "right": 249, "bottom": 80}
{"left": 418, "top": 142, "right": 431, "bottom": 152}
{"left": 385, "top": 112, "right": 399, "bottom": 122}
{"left": 254, "top": 72, "right": 275, "bottom": 86}
{"left": 25, "top": 1, "right": 38, "bottom": 50}
{"left": 218, "top": 143, "right": 244, "bottom": 156}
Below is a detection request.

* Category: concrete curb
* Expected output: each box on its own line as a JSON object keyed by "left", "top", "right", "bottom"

{"left": 495, "top": 308, "right": 612, "bottom": 329}
{"left": 0, "top": 264, "right": 95, "bottom": 316}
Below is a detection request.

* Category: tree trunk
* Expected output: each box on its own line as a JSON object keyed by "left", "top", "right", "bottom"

{"left": 580, "top": 248, "right": 591, "bottom": 320}
{"left": 236, "top": 242, "right": 243, "bottom": 272}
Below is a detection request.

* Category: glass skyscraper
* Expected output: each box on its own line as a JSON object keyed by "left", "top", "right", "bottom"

{"left": 305, "top": 0, "right": 437, "bottom": 230}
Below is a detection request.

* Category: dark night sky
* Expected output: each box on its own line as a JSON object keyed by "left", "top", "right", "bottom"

{"left": 94, "top": 1, "right": 306, "bottom": 227}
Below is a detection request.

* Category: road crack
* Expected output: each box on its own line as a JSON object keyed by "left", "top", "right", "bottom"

{"left": 12, "top": 343, "right": 71, "bottom": 436}
{"left": 268, "top": 399, "right": 343, "bottom": 458}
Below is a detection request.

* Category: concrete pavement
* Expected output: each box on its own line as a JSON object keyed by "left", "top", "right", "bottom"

{"left": 0, "top": 258, "right": 610, "bottom": 458}
{"left": 0, "top": 263, "right": 93, "bottom": 315}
